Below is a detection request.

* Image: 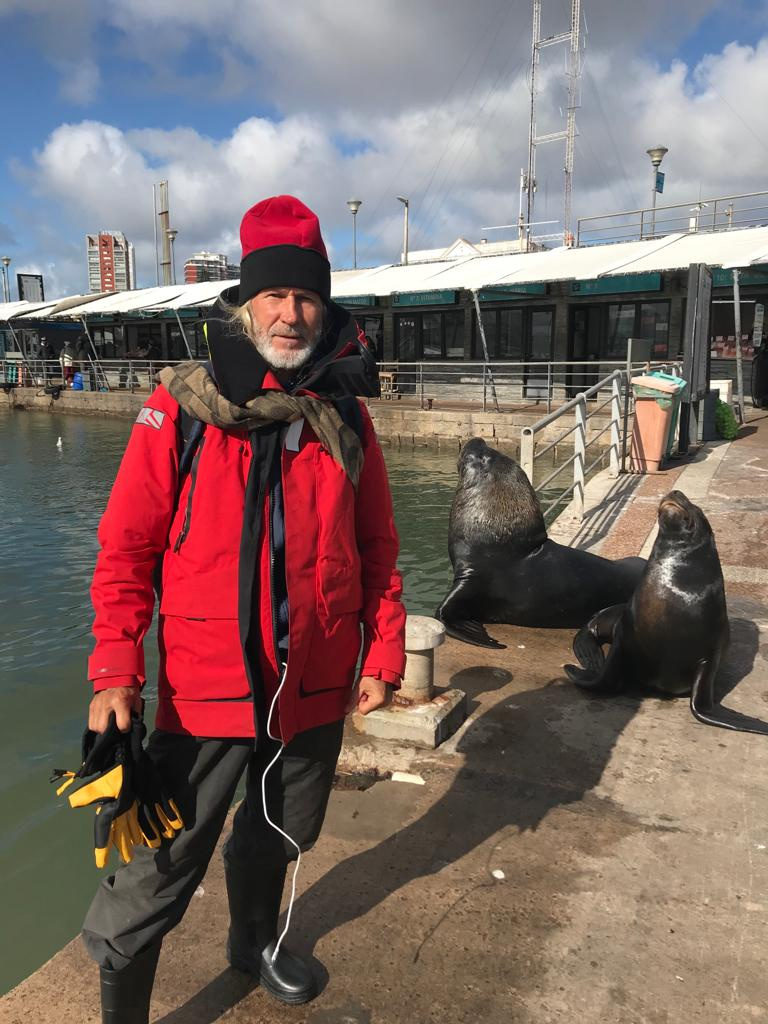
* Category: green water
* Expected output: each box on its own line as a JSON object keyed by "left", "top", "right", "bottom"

{"left": 0, "top": 408, "right": 459, "bottom": 995}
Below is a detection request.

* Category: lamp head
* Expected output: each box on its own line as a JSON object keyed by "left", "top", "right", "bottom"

{"left": 646, "top": 145, "right": 669, "bottom": 168}
{"left": 396, "top": 196, "right": 409, "bottom": 207}
{"left": 167, "top": 229, "right": 178, "bottom": 242}
{"left": 347, "top": 199, "right": 362, "bottom": 215}
{"left": 1, "top": 256, "right": 10, "bottom": 268}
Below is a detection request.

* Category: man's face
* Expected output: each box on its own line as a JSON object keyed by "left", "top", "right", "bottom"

{"left": 248, "top": 287, "right": 324, "bottom": 371}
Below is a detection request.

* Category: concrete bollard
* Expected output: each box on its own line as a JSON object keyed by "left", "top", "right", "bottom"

{"left": 399, "top": 615, "right": 446, "bottom": 704}
{"left": 352, "top": 613, "right": 465, "bottom": 749}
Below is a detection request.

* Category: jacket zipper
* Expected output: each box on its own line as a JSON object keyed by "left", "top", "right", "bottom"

{"left": 268, "top": 463, "right": 283, "bottom": 672}
{"left": 173, "top": 435, "right": 206, "bottom": 552}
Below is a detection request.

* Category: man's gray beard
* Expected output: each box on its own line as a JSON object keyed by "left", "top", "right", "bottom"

{"left": 250, "top": 322, "right": 322, "bottom": 371}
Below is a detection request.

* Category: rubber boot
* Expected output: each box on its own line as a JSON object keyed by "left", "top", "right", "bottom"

{"left": 99, "top": 941, "right": 161, "bottom": 1024}
{"left": 223, "top": 845, "right": 317, "bottom": 1005}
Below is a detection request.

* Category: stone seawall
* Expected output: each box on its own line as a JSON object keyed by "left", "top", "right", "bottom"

{"left": 2, "top": 388, "right": 618, "bottom": 454}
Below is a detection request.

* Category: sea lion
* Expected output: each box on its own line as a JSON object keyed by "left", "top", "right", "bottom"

{"left": 565, "top": 490, "right": 768, "bottom": 735}
{"left": 435, "top": 437, "right": 646, "bottom": 648}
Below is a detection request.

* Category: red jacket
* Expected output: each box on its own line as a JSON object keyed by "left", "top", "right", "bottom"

{"left": 87, "top": 384, "right": 406, "bottom": 742}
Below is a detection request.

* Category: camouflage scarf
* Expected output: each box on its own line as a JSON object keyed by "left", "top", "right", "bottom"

{"left": 157, "top": 360, "right": 363, "bottom": 488}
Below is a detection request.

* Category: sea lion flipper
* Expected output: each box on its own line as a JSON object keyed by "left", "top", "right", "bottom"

{"left": 437, "top": 581, "right": 507, "bottom": 649}
{"left": 443, "top": 619, "right": 506, "bottom": 649}
{"left": 565, "top": 608, "right": 625, "bottom": 692}
{"left": 565, "top": 605, "right": 625, "bottom": 685}
{"left": 690, "top": 661, "right": 768, "bottom": 736}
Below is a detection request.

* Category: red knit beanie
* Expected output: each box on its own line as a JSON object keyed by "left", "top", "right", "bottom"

{"left": 238, "top": 195, "right": 331, "bottom": 305}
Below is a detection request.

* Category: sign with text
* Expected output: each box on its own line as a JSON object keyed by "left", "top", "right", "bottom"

{"left": 17, "top": 273, "right": 45, "bottom": 302}
{"left": 754, "top": 303, "right": 765, "bottom": 348}
{"left": 391, "top": 290, "right": 457, "bottom": 307}
{"left": 655, "top": 171, "right": 665, "bottom": 194}
{"left": 571, "top": 272, "right": 661, "bottom": 296}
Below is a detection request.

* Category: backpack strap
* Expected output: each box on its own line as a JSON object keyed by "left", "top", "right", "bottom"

{"left": 331, "top": 395, "right": 365, "bottom": 442}
{"left": 176, "top": 359, "right": 213, "bottom": 485}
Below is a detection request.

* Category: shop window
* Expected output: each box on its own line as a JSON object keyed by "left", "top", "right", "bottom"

{"left": 360, "top": 316, "right": 383, "bottom": 357}
{"left": 606, "top": 303, "right": 635, "bottom": 357}
{"left": 422, "top": 313, "right": 441, "bottom": 358}
{"left": 639, "top": 302, "right": 670, "bottom": 358}
{"left": 395, "top": 311, "right": 465, "bottom": 359}
{"left": 444, "top": 310, "right": 465, "bottom": 358}
{"left": 530, "top": 310, "right": 553, "bottom": 360}
{"left": 474, "top": 306, "right": 551, "bottom": 360}
{"left": 396, "top": 317, "right": 417, "bottom": 360}
{"left": 499, "top": 309, "right": 524, "bottom": 359}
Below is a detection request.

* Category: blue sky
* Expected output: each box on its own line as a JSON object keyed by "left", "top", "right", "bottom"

{"left": 1, "top": 0, "right": 767, "bottom": 297}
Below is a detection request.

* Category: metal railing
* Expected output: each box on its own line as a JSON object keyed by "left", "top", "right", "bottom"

{"left": 0, "top": 358, "right": 180, "bottom": 393}
{"left": 520, "top": 358, "right": 682, "bottom": 521}
{"left": 576, "top": 189, "right": 768, "bottom": 246}
{"left": 520, "top": 371, "right": 623, "bottom": 522}
{"left": 2, "top": 356, "right": 671, "bottom": 410}
{"left": 377, "top": 359, "right": 665, "bottom": 412}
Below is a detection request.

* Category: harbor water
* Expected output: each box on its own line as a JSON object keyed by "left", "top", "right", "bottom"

{"left": 0, "top": 406, "right": 566, "bottom": 994}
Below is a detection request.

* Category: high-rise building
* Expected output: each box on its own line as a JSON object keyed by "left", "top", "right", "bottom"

{"left": 184, "top": 251, "right": 239, "bottom": 284}
{"left": 86, "top": 231, "right": 134, "bottom": 293}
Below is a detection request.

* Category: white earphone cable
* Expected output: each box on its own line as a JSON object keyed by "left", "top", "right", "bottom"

{"left": 261, "top": 662, "right": 301, "bottom": 964}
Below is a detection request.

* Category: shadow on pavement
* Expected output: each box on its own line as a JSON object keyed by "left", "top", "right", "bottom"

{"left": 156, "top": 669, "right": 640, "bottom": 1022}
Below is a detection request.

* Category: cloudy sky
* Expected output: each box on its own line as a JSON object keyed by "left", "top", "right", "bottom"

{"left": 1, "top": 0, "right": 767, "bottom": 297}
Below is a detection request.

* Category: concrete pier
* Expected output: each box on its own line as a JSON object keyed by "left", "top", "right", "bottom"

{"left": 4, "top": 413, "right": 768, "bottom": 1023}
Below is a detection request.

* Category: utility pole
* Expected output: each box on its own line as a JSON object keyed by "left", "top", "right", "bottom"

{"left": 521, "top": 0, "right": 583, "bottom": 250}
{"left": 156, "top": 181, "right": 172, "bottom": 286}
{"left": 733, "top": 269, "right": 745, "bottom": 423}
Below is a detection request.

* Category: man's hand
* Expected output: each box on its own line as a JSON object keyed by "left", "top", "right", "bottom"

{"left": 88, "top": 685, "right": 142, "bottom": 733}
{"left": 345, "top": 676, "right": 392, "bottom": 716}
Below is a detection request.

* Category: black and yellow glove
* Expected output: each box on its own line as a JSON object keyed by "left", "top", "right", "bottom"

{"left": 51, "top": 713, "right": 183, "bottom": 867}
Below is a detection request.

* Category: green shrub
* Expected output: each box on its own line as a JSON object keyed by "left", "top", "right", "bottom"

{"left": 714, "top": 400, "right": 739, "bottom": 440}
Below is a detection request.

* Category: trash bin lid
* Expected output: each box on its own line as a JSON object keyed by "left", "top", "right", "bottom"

{"left": 631, "top": 374, "right": 685, "bottom": 394}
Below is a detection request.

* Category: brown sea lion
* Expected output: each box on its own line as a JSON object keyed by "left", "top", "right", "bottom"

{"left": 435, "top": 438, "right": 646, "bottom": 648}
{"left": 565, "top": 490, "right": 768, "bottom": 735}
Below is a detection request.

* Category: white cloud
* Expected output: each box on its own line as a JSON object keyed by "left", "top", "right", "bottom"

{"left": 9, "top": 3, "right": 768, "bottom": 294}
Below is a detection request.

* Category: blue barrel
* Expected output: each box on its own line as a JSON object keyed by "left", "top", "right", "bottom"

{"left": 72, "top": 372, "right": 83, "bottom": 391}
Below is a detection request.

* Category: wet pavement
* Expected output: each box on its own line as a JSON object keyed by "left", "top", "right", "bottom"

{"left": 4, "top": 412, "right": 768, "bottom": 1024}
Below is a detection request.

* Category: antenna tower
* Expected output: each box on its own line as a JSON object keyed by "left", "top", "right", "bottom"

{"left": 519, "top": 0, "right": 583, "bottom": 250}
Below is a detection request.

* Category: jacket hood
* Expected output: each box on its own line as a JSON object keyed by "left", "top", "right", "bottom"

{"left": 204, "top": 287, "right": 380, "bottom": 405}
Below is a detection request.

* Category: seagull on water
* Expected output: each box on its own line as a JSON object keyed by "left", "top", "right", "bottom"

{"left": 56, "top": 436, "right": 63, "bottom": 449}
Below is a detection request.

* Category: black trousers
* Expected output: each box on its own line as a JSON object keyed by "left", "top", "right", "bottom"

{"left": 82, "top": 720, "right": 344, "bottom": 970}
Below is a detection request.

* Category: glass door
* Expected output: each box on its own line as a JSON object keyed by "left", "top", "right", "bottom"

{"left": 569, "top": 305, "right": 601, "bottom": 395}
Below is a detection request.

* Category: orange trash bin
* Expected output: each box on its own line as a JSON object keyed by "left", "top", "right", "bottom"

{"left": 629, "top": 375, "right": 685, "bottom": 473}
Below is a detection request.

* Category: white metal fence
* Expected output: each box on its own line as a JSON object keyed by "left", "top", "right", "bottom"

{"left": 520, "top": 361, "right": 682, "bottom": 521}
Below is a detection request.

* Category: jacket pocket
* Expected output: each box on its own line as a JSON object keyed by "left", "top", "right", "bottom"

{"left": 301, "top": 612, "right": 362, "bottom": 693}
{"left": 317, "top": 556, "right": 363, "bottom": 619}
{"left": 159, "top": 614, "right": 250, "bottom": 702}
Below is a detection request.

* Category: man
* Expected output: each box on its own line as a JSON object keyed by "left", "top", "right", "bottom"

{"left": 82, "top": 195, "right": 406, "bottom": 1021}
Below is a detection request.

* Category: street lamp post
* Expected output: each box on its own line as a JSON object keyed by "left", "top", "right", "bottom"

{"left": 167, "top": 229, "right": 178, "bottom": 285}
{"left": 346, "top": 199, "right": 362, "bottom": 269}
{"left": 646, "top": 146, "right": 668, "bottom": 237}
{"left": 396, "top": 196, "right": 409, "bottom": 265}
{"left": 1, "top": 256, "right": 11, "bottom": 302}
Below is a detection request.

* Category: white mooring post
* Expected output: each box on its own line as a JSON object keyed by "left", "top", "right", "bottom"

{"left": 610, "top": 373, "right": 621, "bottom": 478}
{"left": 399, "top": 615, "right": 446, "bottom": 704}
{"left": 353, "top": 614, "right": 466, "bottom": 749}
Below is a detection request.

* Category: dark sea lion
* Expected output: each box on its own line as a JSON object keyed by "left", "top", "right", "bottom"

{"left": 435, "top": 437, "right": 646, "bottom": 648}
{"left": 565, "top": 490, "right": 768, "bottom": 735}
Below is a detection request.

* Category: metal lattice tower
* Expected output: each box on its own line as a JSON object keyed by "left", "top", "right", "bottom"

{"left": 519, "top": 0, "right": 583, "bottom": 250}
